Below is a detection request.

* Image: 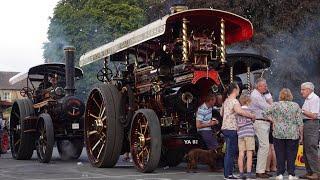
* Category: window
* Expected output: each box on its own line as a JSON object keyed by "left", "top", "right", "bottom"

{"left": 3, "top": 91, "right": 11, "bottom": 100}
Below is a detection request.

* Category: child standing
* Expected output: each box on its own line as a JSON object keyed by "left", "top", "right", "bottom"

{"left": 236, "top": 94, "right": 255, "bottom": 179}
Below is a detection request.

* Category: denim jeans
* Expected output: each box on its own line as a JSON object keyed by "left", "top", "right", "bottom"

{"left": 273, "top": 138, "right": 299, "bottom": 176}
{"left": 222, "top": 130, "right": 238, "bottom": 177}
{"left": 198, "top": 130, "right": 218, "bottom": 150}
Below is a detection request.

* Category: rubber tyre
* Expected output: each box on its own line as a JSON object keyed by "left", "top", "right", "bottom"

{"left": 9, "top": 99, "right": 35, "bottom": 160}
{"left": 84, "top": 84, "right": 124, "bottom": 168}
{"left": 36, "top": 113, "right": 54, "bottom": 163}
{"left": 130, "top": 109, "right": 161, "bottom": 173}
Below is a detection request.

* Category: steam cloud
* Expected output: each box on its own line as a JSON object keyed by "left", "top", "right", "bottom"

{"left": 229, "top": 18, "right": 320, "bottom": 105}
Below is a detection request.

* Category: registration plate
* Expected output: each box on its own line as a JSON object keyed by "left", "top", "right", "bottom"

{"left": 183, "top": 139, "right": 198, "bottom": 145}
{"left": 72, "top": 123, "right": 79, "bottom": 129}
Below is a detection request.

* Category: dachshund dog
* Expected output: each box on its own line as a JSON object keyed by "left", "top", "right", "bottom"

{"left": 185, "top": 147, "right": 224, "bottom": 173}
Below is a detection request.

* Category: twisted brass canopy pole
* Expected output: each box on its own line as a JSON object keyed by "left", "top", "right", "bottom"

{"left": 230, "top": 66, "right": 233, "bottom": 83}
{"left": 182, "top": 18, "right": 189, "bottom": 63}
{"left": 220, "top": 18, "right": 226, "bottom": 64}
{"left": 247, "top": 66, "right": 251, "bottom": 93}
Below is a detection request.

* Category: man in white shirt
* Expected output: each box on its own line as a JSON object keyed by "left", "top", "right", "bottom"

{"left": 299, "top": 82, "right": 319, "bottom": 180}
{"left": 250, "top": 78, "right": 273, "bottom": 178}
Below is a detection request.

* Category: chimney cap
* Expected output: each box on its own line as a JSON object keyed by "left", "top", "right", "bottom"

{"left": 170, "top": 0, "right": 188, "bottom": 14}
{"left": 171, "top": 0, "right": 186, "bottom": 6}
{"left": 64, "top": 46, "right": 76, "bottom": 51}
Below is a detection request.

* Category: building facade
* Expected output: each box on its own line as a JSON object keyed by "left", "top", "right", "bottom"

{"left": 0, "top": 71, "right": 25, "bottom": 102}
{"left": 0, "top": 71, "right": 26, "bottom": 120}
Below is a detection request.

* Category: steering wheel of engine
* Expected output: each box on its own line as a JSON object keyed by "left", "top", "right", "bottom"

{"left": 20, "top": 87, "right": 34, "bottom": 97}
{"left": 96, "top": 67, "right": 113, "bottom": 83}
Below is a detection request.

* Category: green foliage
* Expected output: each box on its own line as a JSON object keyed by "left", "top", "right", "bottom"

{"left": 44, "top": 0, "right": 146, "bottom": 100}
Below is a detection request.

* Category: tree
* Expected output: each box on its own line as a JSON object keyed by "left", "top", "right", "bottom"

{"left": 43, "top": 0, "right": 146, "bottom": 100}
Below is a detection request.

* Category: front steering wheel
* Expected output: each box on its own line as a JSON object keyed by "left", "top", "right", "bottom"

{"left": 20, "top": 87, "right": 34, "bottom": 97}
{"left": 96, "top": 68, "right": 113, "bottom": 83}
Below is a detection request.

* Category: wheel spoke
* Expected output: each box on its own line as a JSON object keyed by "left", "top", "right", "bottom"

{"left": 42, "top": 145, "right": 46, "bottom": 153}
{"left": 100, "top": 107, "right": 106, "bottom": 118}
{"left": 88, "top": 130, "right": 98, "bottom": 136}
{"left": 138, "top": 149, "right": 144, "bottom": 160}
{"left": 97, "top": 140, "right": 106, "bottom": 159}
{"left": 145, "top": 148, "right": 150, "bottom": 162}
{"left": 92, "top": 96, "right": 101, "bottom": 111}
{"left": 101, "top": 116, "right": 107, "bottom": 122}
{"left": 42, "top": 139, "right": 47, "bottom": 145}
{"left": 92, "top": 137, "right": 103, "bottom": 151}
{"left": 139, "top": 120, "right": 143, "bottom": 134}
{"left": 13, "top": 112, "right": 20, "bottom": 119}
{"left": 144, "top": 121, "right": 149, "bottom": 135}
{"left": 89, "top": 113, "right": 100, "bottom": 119}
{"left": 14, "top": 139, "right": 21, "bottom": 146}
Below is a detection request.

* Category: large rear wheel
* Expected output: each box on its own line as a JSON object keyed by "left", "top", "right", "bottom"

{"left": 84, "top": 84, "right": 124, "bottom": 167}
{"left": 130, "top": 109, "right": 161, "bottom": 173}
{"left": 9, "top": 99, "right": 35, "bottom": 159}
{"left": 36, "top": 113, "right": 54, "bottom": 163}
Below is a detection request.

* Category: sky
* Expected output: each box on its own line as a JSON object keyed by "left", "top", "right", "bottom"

{"left": 0, "top": 0, "right": 59, "bottom": 73}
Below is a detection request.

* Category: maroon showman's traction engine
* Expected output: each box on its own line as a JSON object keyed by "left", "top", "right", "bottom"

{"left": 79, "top": 4, "right": 271, "bottom": 173}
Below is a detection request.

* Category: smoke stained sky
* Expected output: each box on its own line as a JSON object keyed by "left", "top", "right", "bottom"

{"left": 0, "top": 0, "right": 59, "bottom": 72}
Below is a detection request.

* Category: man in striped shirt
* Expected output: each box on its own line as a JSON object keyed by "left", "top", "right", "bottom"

{"left": 196, "top": 92, "right": 219, "bottom": 150}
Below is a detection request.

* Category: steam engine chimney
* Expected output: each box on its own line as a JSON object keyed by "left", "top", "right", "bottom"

{"left": 64, "top": 46, "right": 76, "bottom": 96}
{"left": 170, "top": 0, "right": 188, "bottom": 14}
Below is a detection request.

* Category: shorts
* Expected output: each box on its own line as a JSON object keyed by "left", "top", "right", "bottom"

{"left": 238, "top": 136, "right": 255, "bottom": 151}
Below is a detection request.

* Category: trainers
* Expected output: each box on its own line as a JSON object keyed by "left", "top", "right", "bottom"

{"left": 224, "top": 175, "right": 239, "bottom": 179}
{"left": 275, "top": 174, "right": 283, "bottom": 180}
{"left": 288, "top": 175, "right": 299, "bottom": 180}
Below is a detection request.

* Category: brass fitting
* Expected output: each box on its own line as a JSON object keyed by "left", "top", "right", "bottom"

{"left": 220, "top": 18, "right": 226, "bottom": 64}
{"left": 182, "top": 18, "right": 189, "bottom": 63}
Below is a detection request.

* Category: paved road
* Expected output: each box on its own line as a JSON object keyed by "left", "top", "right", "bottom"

{"left": 0, "top": 148, "right": 309, "bottom": 180}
